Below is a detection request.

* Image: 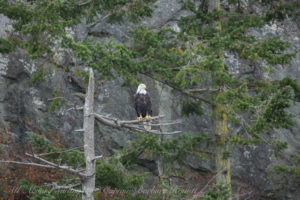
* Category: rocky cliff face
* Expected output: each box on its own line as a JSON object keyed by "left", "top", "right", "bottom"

{"left": 0, "top": 0, "right": 299, "bottom": 199}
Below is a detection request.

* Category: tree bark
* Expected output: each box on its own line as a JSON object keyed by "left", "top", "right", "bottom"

{"left": 208, "top": 0, "right": 232, "bottom": 199}
{"left": 214, "top": 104, "right": 231, "bottom": 188}
{"left": 208, "top": 0, "right": 220, "bottom": 11}
{"left": 156, "top": 133, "right": 166, "bottom": 200}
{"left": 82, "top": 68, "right": 95, "bottom": 200}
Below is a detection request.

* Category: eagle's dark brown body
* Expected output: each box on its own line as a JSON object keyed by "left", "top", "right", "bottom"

{"left": 134, "top": 93, "right": 152, "bottom": 118}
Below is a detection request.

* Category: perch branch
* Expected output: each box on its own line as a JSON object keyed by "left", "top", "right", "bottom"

{"left": 94, "top": 113, "right": 182, "bottom": 135}
{"left": 110, "top": 115, "right": 165, "bottom": 125}
{"left": 135, "top": 120, "right": 182, "bottom": 127}
{"left": 97, "top": 114, "right": 166, "bottom": 126}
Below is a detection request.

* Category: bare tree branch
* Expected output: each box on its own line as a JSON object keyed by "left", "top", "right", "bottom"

{"left": 66, "top": 106, "right": 84, "bottom": 112}
{"left": 94, "top": 113, "right": 181, "bottom": 135}
{"left": 188, "top": 88, "right": 220, "bottom": 93}
{"left": 74, "top": 129, "right": 85, "bottom": 132}
{"left": 232, "top": 190, "right": 254, "bottom": 200}
{"left": 99, "top": 114, "right": 165, "bottom": 125}
{"left": 76, "top": 0, "right": 92, "bottom": 7}
{"left": 24, "top": 153, "right": 87, "bottom": 178}
{"left": 192, "top": 168, "right": 226, "bottom": 199}
{"left": 92, "top": 155, "right": 103, "bottom": 161}
{"left": 37, "top": 146, "right": 83, "bottom": 156}
{"left": 47, "top": 182, "right": 83, "bottom": 193}
{"left": 0, "top": 160, "right": 57, "bottom": 169}
{"left": 47, "top": 97, "right": 66, "bottom": 101}
{"left": 137, "top": 120, "right": 182, "bottom": 127}
{"left": 128, "top": 125, "right": 182, "bottom": 135}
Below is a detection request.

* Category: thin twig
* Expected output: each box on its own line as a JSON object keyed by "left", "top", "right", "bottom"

{"left": 76, "top": 0, "right": 92, "bottom": 6}
{"left": 147, "top": 120, "right": 182, "bottom": 126}
{"left": 37, "top": 146, "right": 83, "bottom": 156}
{"left": 47, "top": 97, "right": 66, "bottom": 101}
{"left": 232, "top": 190, "right": 254, "bottom": 200}
{"left": 47, "top": 182, "right": 83, "bottom": 193}
{"left": 92, "top": 155, "right": 103, "bottom": 161}
{"left": 192, "top": 168, "right": 226, "bottom": 199}
{"left": 139, "top": 72, "right": 212, "bottom": 105}
{"left": 0, "top": 160, "right": 57, "bottom": 169}
{"left": 188, "top": 88, "right": 220, "bottom": 93}
{"left": 65, "top": 106, "right": 84, "bottom": 112}
{"left": 237, "top": 114, "right": 272, "bottom": 145}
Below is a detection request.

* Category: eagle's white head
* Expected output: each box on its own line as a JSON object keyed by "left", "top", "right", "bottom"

{"left": 136, "top": 83, "right": 147, "bottom": 94}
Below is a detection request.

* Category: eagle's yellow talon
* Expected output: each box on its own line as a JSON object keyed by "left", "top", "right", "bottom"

{"left": 145, "top": 115, "right": 150, "bottom": 119}
{"left": 137, "top": 116, "right": 143, "bottom": 120}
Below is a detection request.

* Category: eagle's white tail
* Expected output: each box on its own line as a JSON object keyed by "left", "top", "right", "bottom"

{"left": 143, "top": 121, "right": 151, "bottom": 131}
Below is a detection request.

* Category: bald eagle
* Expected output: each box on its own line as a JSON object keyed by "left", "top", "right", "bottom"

{"left": 134, "top": 83, "right": 152, "bottom": 131}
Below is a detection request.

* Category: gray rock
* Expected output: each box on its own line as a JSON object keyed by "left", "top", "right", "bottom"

{"left": 0, "top": 1, "right": 300, "bottom": 199}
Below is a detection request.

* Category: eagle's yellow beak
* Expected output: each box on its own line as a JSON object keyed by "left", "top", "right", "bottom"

{"left": 143, "top": 85, "right": 147, "bottom": 89}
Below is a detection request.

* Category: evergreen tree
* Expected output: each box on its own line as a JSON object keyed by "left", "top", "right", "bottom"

{"left": 0, "top": 0, "right": 299, "bottom": 199}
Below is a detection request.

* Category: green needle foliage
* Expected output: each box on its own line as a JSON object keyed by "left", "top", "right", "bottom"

{"left": 27, "top": 131, "right": 85, "bottom": 168}
{"left": 0, "top": 0, "right": 85, "bottom": 58}
{"left": 0, "top": 0, "right": 157, "bottom": 57}
{"left": 48, "top": 86, "right": 67, "bottom": 112}
{"left": 96, "top": 158, "right": 146, "bottom": 190}
{"left": 0, "top": 38, "right": 16, "bottom": 53}
{"left": 120, "top": 132, "right": 211, "bottom": 177}
{"left": 30, "top": 67, "right": 49, "bottom": 83}
{"left": 19, "top": 179, "right": 81, "bottom": 200}
{"left": 1, "top": 0, "right": 300, "bottom": 199}
{"left": 202, "top": 182, "right": 232, "bottom": 200}
{"left": 25, "top": 132, "right": 147, "bottom": 199}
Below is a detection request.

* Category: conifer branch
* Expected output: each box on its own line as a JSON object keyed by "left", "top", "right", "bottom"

{"left": 139, "top": 72, "right": 212, "bottom": 104}
{"left": 236, "top": 114, "right": 272, "bottom": 145}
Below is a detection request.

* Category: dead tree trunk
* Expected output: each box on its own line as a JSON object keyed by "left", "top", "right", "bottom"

{"left": 82, "top": 68, "right": 95, "bottom": 200}
{"left": 0, "top": 68, "right": 181, "bottom": 199}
